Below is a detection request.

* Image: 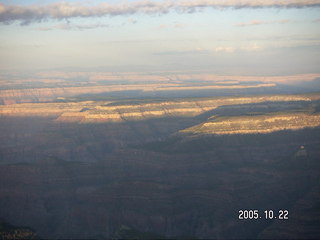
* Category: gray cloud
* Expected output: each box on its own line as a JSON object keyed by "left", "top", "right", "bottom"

{"left": 35, "top": 23, "right": 109, "bottom": 31}
{"left": 1, "top": 0, "right": 320, "bottom": 25}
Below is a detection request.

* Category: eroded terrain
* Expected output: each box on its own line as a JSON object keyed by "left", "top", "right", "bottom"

{"left": 0, "top": 76, "right": 320, "bottom": 239}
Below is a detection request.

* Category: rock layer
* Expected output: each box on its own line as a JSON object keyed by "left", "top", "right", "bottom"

{"left": 182, "top": 113, "right": 320, "bottom": 135}
{"left": 0, "top": 95, "right": 314, "bottom": 123}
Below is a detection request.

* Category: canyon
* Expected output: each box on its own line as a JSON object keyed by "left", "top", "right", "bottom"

{"left": 0, "top": 75, "right": 319, "bottom": 239}
{"left": 0, "top": 94, "right": 317, "bottom": 123}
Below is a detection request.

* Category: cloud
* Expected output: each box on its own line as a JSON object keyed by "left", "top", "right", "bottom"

{"left": 240, "top": 44, "right": 262, "bottom": 51}
{"left": 1, "top": 0, "right": 320, "bottom": 25}
{"left": 35, "top": 23, "right": 109, "bottom": 31}
{"left": 154, "top": 49, "right": 210, "bottom": 55}
{"left": 213, "top": 47, "right": 235, "bottom": 53}
{"left": 155, "top": 44, "right": 262, "bottom": 55}
{"left": 213, "top": 44, "right": 262, "bottom": 53}
{"left": 236, "top": 19, "right": 290, "bottom": 27}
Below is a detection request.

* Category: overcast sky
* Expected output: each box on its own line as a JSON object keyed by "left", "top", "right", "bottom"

{"left": 0, "top": 0, "right": 320, "bottom": 75}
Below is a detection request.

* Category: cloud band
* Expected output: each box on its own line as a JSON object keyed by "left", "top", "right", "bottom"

{"left": 1, "top": 0, "right": 320, "bottom": 24}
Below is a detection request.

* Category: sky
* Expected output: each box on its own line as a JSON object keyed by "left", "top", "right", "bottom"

{"left": 0, "top": 0, "right": 320, "bottom": 75}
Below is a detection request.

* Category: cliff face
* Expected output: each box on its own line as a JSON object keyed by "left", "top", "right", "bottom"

{"left": 181, "top": 113, "right": 320, "bottom": 134}
{"left": 0, "top": 94, "right": 314, "bottom": 123}
{"left": 1, "top": 94, "right": 319, "bottom": 136}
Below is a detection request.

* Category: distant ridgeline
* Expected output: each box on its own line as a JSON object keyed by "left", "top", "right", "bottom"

{"left": 1, "top": 73, "right": 319, "bottom": 105}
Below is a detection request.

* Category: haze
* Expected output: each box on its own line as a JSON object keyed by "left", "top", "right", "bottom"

{"left": 0, "top": 0, "right": 320, "bottom": 75}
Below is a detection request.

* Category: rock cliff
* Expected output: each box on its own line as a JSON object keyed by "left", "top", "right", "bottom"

{"left": 182, "top": 113, "right": 320, "bottom": 135}
{"left": 0, "top": 94, "right": 315, "bottom": 123}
